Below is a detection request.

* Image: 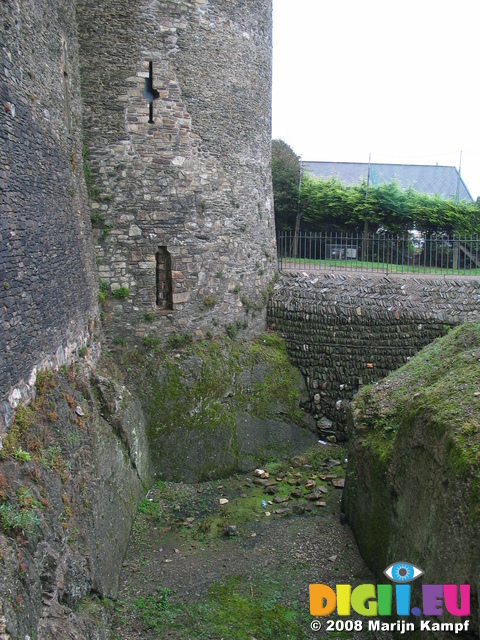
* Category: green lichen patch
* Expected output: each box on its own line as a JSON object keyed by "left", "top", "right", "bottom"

{"left": 183, "top": 334, "right": 303, "bottom": 427}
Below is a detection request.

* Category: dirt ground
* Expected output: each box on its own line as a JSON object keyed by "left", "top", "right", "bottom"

{"left": 111, "top": 444, "right": 394, "bottom": 640}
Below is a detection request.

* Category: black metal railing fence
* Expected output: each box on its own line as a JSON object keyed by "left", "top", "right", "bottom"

{"left": 277, "top": 231, "right": 480, "bottom": 276}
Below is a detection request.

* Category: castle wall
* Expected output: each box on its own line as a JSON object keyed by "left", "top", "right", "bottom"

{"left": 268, "top": 272, "right": 480, "bottom": 441}
{"left": 76, "top": 0, "right": 276, "bottom": 343}
{"left": 0, "top": 0, "right": 98, "bottom": 415}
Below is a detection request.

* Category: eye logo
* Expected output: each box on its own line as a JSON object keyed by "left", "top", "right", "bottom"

{"left": 384, "top": 561, "right": 424, "bottom": 583}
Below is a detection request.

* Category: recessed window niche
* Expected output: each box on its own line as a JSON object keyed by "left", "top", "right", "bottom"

{"left": 156, "top": 247, "right": 173, "bottom": 310}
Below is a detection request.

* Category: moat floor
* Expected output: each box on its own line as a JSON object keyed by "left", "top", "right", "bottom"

{"left": 112, "top": 444, "right": 393, "bottom": 640}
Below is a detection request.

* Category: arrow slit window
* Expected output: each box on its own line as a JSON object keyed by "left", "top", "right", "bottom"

{"left": 143, "top": 61, "right": 159, "bottom": 124}
{"left": 156, "top": 247, "right": 173, "bottom": 310}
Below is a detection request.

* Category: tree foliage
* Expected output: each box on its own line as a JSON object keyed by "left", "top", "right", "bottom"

{"left": 271, "top": 139, "right": 301, "bottom": 231}
{"left": 271, "top": 139, "right": 480, "bottom": 236}
{"left": 299, "top": 175, "right": 480, "bottom": 236}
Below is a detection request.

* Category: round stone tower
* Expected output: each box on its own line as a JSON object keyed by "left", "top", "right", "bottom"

{"left": 77, "top": 0, "right": 276, "bottom": 343}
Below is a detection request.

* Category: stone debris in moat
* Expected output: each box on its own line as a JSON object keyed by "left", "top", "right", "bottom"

{"left": 223, "top": 525, "right": 239, "bottom": 537}
{"left": 328, "top": 459, "right": 342, "bottom": 467}
{"left": 264, "top": 485, "right": 279, "bottom": 495}
{"left": 291, "top": 456, "right": 307, "bottom": 468}
{"left": 291, "top": 503, "right": 306, "bottom": 515}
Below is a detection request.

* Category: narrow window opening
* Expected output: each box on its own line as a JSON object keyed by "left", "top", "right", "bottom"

{"left": 61, "top": 38, "right": 71, "bottom": 134}
{"left": 142, "top": 60, "right": 159, "bottom": 124}
{"left": 156, "top": 247, "right": 173, "bottom": 310}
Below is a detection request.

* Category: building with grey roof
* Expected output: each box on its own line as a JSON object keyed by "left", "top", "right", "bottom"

{"left": 303, "top": 161, "right": 473, "bottom": 203}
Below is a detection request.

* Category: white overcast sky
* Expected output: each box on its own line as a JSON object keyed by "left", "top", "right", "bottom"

{"left": 272, "top": 0, "right": 480, "bottom": 200}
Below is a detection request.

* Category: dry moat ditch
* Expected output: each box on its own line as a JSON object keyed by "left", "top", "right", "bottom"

{"left": 108, "top": 445, "right": 394, "bottom": 640}
{"left": 0, "top": 335, "right": 393, "bottom": 640}
{"left": 5, "top": 323, "right": 479, "bottom": 639}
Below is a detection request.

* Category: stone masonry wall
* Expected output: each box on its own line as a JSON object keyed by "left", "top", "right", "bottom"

{"left": 76, "top": 0, "right": 276, "bottom": 344}
{"left": 268, "top": 272, "right": 480, "bottom": 441}
{"left": 0, "top": 0, "right": 98, "bottom": 416}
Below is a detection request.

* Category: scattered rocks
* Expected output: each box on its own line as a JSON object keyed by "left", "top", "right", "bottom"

{"left": 291, "top": 456, "right": 306, "bottom": 468}
{"left": 328, "top": 459, "right": 341, "bottom": 468}
{"left": 290, "top": 489, "right": 302, "bottom": 499}
{"left": 273, "top": 496, "right": 290, "bottom": 504}
{"left": 223, "top": 525, "right": 239, "bottom": 537}
{"left": 219, "top": 499, "right": 229, "bottom": 505}
{"left": 331, "top": 478, "right": 345, "bottom": 488}
{"left": 291, "top": 503, "right": 306, "bottom": 515}
{"left": 264, "top": 485, "right": 279, "bottom": 495}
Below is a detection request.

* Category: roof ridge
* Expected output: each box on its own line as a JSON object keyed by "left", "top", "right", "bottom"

{"left": 303, "top": 160, "right": 457, "bottom": 170}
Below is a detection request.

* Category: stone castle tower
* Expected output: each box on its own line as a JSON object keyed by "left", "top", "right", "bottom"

{"left": 78, "top": 0, "right": 276, "bottom": 342}
{"left": 0, "top": 0, "right": 275, "bottom": 415}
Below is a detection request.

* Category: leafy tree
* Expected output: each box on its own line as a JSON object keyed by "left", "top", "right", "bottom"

{"left": 271, "top": 139, "right": 301, "bottom": 231}
{"left": 298, "top": 175, "right": 480, "bottom": 236}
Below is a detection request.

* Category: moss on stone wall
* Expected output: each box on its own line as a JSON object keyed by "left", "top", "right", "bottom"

{"left": 117, "top": 333, "right": 315, "bottom": 482}
{"left": 136, "top": 333, "right": 306, "bottom": 434}
{"left": 343, "top": 321, "right": 480, "bottom": 634}
{"left": 352, "top": 322, "right": 480, "bottom": 481}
